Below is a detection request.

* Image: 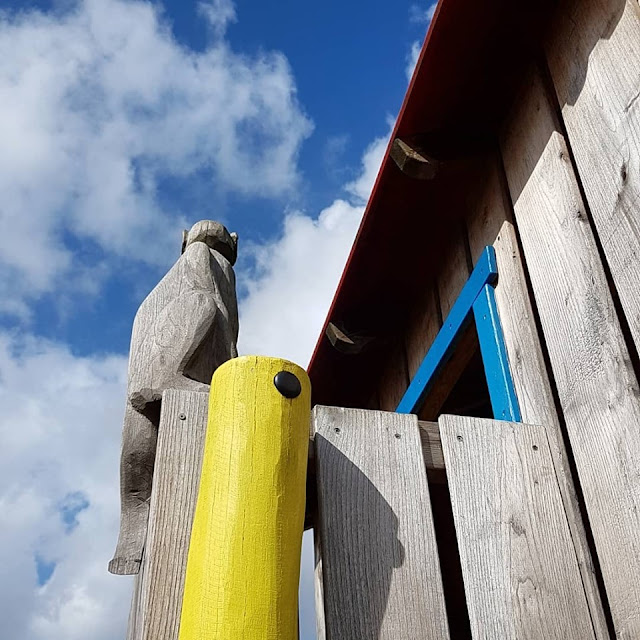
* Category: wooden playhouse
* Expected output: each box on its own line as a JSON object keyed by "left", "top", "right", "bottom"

{"left": 308, "top": 0, "right": 640, "bottom": 638}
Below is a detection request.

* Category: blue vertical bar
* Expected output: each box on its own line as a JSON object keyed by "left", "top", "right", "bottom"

{"left": 472, "top": 284, "right": 521, "bottom": 422}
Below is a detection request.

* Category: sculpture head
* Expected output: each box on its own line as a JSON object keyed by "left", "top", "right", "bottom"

{"left": 181, "top": 220, "right": 238, "bottom": 265}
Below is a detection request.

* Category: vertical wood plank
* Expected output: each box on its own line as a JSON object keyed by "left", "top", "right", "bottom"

{"left": 313, "top": 527, "right": 327, "bottom": 640}
{"left": 378, "top": 343, "right": 409, "bottom": 411}
{"left": 439, "top": 414, "right": 596, "bottom": 640}
{"left": 545, "top": 0, "right": 640, "bottom": 355}
{"left": 314, "top": 406, "right": 450, "bottom": 640}
{"left": 437, "top": 224, "right": 471, "bottom": 318}
{"left": 402, "top": 225, "right": 474, "bottom": 419}
{"left": 404, "top": 283, "right": 441, "bottom": 380}
{"left": 501, "top": 65, "right": 640, "bottom": 638}
{"left": 130, "top": 390, "right": 208, "bottom": 640}
{"left": 465, "top": 156, "right": 608, "bottom": 637}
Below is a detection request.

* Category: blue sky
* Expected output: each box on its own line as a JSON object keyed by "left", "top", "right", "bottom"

{"left": 0, "top": 0, "right": 435, "bottom": 637}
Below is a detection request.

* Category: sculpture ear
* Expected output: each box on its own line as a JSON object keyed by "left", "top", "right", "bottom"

{"left": 181, "top": 229, "right": 188, "bottom": 255}
{"left": 230, "top": 232, "right": 239, "bottom": 263}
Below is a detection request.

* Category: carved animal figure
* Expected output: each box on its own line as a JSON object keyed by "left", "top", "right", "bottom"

{"left": 109, "top": 220, "right": 239, "bottom": 575}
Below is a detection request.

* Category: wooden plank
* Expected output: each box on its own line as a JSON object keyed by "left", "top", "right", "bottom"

{"left": 465, "top": 156, "right": 608, "bottom": 637}
{"left": 501, "top": 65, "right": 640, "bottom": 639}
{"left": 439, "top": 415, "right": 596, "bottom": 640}
{"left": 313, "top": 528, "right": 326, "bottom": 640}
{"left": 130, "top": 389, "right": 208, "bottom": 640}
{"left": 378, "top": 342, "right": 409, "bottom": 411}
{"left": 418, "top": 323, "right": 477, "bottom": 421}
{"left": 437, "top": 224, "right": 471, "bottom": 318}
{"left": 404, "top": 282, "right": 441, "bottom": 380}
{"left": 314, "top": 406, "right": 450, "bottom": 639}
{"left": 390, "top": 138, "right": 441, "bottom": 180}
{"left": 545, "top": 0, "right": 640, "bottom": 355}
{"left": 417, "top": 420, "right": 445, "bottom": 483}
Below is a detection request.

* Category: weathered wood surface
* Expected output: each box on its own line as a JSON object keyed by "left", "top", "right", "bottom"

{"left": 440, "top": 415, "right": 596, "bottom": 640}
{"left": 465, "top": 156, "right": 608, "bottom": 637}
{"left": 501, "top": 66, "right": 640, "bottom": 639}
{"left": 390, "top": 137, "right": 440, "bottom": 180}
{"left": 313, "top": 528, "right": 327, "bottom": 640}
{"left": 378, "top": 342, "right": 410, "bottom": 411}
{"left": 314, "top": 406, "right": 450, "bottom": 639}
{"left": 402, "top": 225, "right": 474, "bottom": 419}
{"left": 437, "top": 224, "right": 471, "bottom": 319}
{"left": 127, "top": 390, "right": 208, "bottom": 640}
{"left": 545, "top": 0, "right": 640, "bottom": 356}
{"left": 417, "top": 420, "right": 444, "bottom": 481}
{"left": 404, "top": 282, "right": 441, "bottom": 380}
{"left": 110, "top": 220, "right": 239, "bottom": 575}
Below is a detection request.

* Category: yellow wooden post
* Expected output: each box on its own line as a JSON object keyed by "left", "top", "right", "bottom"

{"left": 179, "top": 355, "right": 310, "bottom": 640}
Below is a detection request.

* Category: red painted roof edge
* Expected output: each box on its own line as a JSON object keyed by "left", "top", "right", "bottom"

{"left": 306, "top": 2, "right": 444, "bottom": 373}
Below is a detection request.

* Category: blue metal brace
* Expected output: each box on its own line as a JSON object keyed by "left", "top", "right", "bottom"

{"left": 396, "top": 246, "right": 521, "bottom": 422}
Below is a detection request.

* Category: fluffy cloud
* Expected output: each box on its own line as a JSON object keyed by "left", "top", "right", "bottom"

{"left": 238, "top": 129, "right": 389, "bottom": 367}
{"left": 0, "top": 0, "right": 311, "bottom": 311}
{"left": 0, "top": 333, "right": 131, "bottom": 640}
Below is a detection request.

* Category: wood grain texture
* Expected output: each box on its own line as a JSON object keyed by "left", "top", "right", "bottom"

{"left": 110, "top": 231, "right": 239, "bottom": 575}
{"left": 179, "top": 356, "right": 310, "bottom": 640}
{"left": 313, "top": 528, "right": 326, "bottom": 640}
{"left": 126, "top": 390, "right": 208, "bottom": 640}
{"left": 378, "top": 342, "right": 409, "bottom": 411}
{"left": 402, "top": 226, "right": 473, "bottom": 419}
{"left": 390, "top": 138, "right": 440, "bottom": 180}
{"left": 418, "top": 323, "right": 478, "bottom": 421}
{"left": 465, "top": 155, "right": 608, "bottom": 637}
{"left": 314, "top": 406, "right": 450, "bottom": 640}
{"left": 417, "top": 420, "right": 445, "bottom": 483}
{"left": 437, "top": 225, "right": 471, "bottom": 318}
{"left": 501, "top": 66, "right": 640, "bottom": 639}
{"left": 404, "top": 281, "right": 441, "bottom": 380}
{"left": 439, "top": 415, "right": 596, "bottom": 640}
{"left": 545, "top": 0, "right": 640, "bottom": 355}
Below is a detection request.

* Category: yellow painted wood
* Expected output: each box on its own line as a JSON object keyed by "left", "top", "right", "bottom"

{"left": 179, "top": 355, "right": 310, "bottom": 640}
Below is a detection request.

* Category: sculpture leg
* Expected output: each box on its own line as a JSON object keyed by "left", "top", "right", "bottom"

{"left": 109, "top": 402, "right": 158, "bottom": 575}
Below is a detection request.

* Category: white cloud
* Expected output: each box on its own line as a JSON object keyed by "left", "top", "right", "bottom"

{"left": 238, "top": 127, "right": 390, "bottom": 368}
{"left": 0, "top": 333, "right": 131, "bottom": 640}
{"left": 406, "top": 2, "right": 437, "bottom": 81}
{"left": 199, "top": 0, "right": 236, "bottom": 36}
{"left": 409, "top": 1, "right": 438, "bottom": 24}
{"left": 406, "top": 40, "right": 422, "bottom": 82}
{"left": 0, "top": 0, "right": 312, "bottom": 312}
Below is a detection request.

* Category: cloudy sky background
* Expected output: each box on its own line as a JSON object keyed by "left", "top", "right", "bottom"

{"left": 0, "top": 0, "right": 436, "bottom": 637}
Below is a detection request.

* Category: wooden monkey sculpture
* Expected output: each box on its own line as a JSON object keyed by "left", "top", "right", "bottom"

{"left": 109, "top": 220, "right": 239, "bottom": 575}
